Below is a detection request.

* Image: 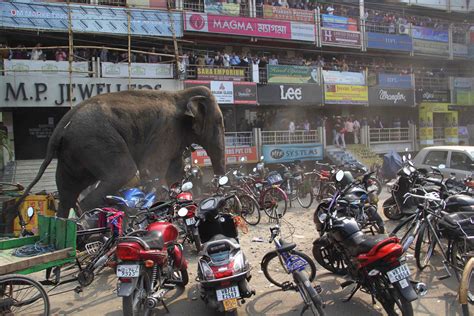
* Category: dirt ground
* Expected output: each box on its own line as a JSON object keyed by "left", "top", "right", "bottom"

{"left": 39, "top": 191, "right": 467, "bottom": 315}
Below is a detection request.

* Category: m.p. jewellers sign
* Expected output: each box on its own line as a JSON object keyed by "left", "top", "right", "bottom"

{"left": 368, "top": 87, "right": 415, "bottom": 107}
{"left": 0, "top": 76, "right": 182, "bottom": 107}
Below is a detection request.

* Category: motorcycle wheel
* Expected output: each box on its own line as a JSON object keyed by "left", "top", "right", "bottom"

{"left": 375, "top": 279, "right": 413, "bottom": 316}
{"left": 173, "top": 267, "right": 189, "bottom": 287}
{"left": 414, "top": 222, "right": 436, "bottom": 271}
{"left": 293, "top": 270, "right": 326, "bottom": 316}
{"left": 383, "top": 197, "right": 403, "bottom": 220}
{"left": 122, "top": 271, "right": 152, "bottom": 316}
{"left": 312, "top": 239, "right": 347, "bottom": 275}
{"left": 261, "top": 250, "right": 316, "bottom": 288}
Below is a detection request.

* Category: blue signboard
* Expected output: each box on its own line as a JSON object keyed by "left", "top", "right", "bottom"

{"left": 378, "top": 74, "right": 413, "bottom": 89}
{"left": 0, "top": 2, "right": 183, "bottom": 37}
{"left": 412, "top": 26, "right": 448, "bottom": 43}
{"left": 367, "top": 32, "right": 412, "bottom": 52}
{"left": 262, "top": 143, "right": 324, "bottom": 163}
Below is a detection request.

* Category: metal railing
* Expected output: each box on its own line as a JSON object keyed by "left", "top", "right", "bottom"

{"left": 185, "top": 64, "right": 251, "bottom": 81}
{"left": 262, "top": 130, "right": 321, "bottom": 145}
{"left": 225, "top": 132, "right": 254, "bottom": 147}
{"left": 365, "top": 22, "right": 408, "bottom": 34}
{"left": 369, "top": 128, "right": 410, "bottom": 143}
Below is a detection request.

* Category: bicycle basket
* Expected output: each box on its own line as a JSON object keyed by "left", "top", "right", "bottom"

{"left": 266, "top": 172, "right": 283, "bottom": 185}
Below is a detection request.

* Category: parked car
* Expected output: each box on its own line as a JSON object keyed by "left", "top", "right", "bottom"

{"left": 412, "top": 146, "right": 474, "bottom": 179}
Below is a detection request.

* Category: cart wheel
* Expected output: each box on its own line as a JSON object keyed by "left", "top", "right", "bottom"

{"left": 78, "top": 269, "right": 95, "bottom": 287}
{"left": 0, "top": 274, "right": 50, "bottom": 316}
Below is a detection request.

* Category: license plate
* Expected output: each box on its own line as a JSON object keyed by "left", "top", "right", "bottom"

{"left": 223, "top": 298, "right": 238, "bottom": 311}
{"left": 186, "top": 217, "right": 196, "bottom": 225}
{"left": 116, "top": 264, "right": 140, "bottom": 278}
{"left": 387, "top": 263, "right": 411, "bottom": 283}
{"left": 216, "top": 285, "right": 240, "bottom": 301}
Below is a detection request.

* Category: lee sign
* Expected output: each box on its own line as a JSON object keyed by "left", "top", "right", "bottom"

{"left": 262, "top": 143, "right": 323, "bottom": 163}
{"left": 192, "top": 146, "right": 258, "bottom": 166}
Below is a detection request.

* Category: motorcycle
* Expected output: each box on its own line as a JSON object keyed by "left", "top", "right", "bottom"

{"left": 115, "top": 202, "right": 188, "bottom": 315}
{"left": 174, "top": 182, "right": 201, "bottom": 251}
{"left": 312, "top": 170, "right": 426, "bottom": 315}
{"left": 195, "top": 177, "right": 255, "bottom": 314}
{"left": 183, "top": 145, "right": 204, "bottom": 197}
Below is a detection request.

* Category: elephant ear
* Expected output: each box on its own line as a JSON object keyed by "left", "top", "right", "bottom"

{"left": 185, "top": 95, "right": 207, "bottom": 135}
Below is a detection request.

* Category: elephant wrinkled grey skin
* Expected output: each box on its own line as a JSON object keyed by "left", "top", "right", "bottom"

{"left": 19, "top": 86, "right": 226, "bottom": 218}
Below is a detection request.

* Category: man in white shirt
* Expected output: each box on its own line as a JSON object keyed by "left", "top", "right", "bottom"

{"left": 353, "top": 119, "right": 361, "bottom": 144}
{"left": 268, "top": 55, "right": 278, "bottom": 65}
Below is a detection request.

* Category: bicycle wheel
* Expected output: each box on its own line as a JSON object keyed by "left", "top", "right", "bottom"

{"left": 450, "top": 239, "right": 472, "bottom": 279}
{"left": 239, "top": 194, "right": 261, "bottom": 226}
{"left": 459, "top": 257, "right": 474, "bottom": 316}
{"left": 319, "top": 183, "right": 336, "bottom": 200}
{"left": 390, "top": 214, "right": 418, "bottom": 250}
{"left": 263, "top": 187, "right": 288, "bottom": 219}
{"left": 293, "top": 270, "right": 326, "bottom": 316}
{"left": 0, "top": 274, "right": 50, "bottom": 316}
{"left": 415, "top": 222, "right": 436, "bottom": 270}
{"left": 261, "top": 250, "right": 316, "bottom": 288}
{"left": 296, "top": 181, "right": 314, "bottom": 209}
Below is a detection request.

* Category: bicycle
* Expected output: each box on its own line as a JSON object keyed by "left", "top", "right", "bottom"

{"left": 0, "top": 274, "right": 49, "bottom": 316}
{"left": 260, "top": 224, "right": 324, "bottom": 315}
{"left": 460, "top": 256, "right": 474, "bottom": 316}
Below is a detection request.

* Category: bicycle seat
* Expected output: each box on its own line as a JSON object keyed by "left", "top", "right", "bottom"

{"left": 344, "top": 233, "right": 389, "bottom": 257}
{"left": 277, "top": 239, "right": 297, "bottom": 253}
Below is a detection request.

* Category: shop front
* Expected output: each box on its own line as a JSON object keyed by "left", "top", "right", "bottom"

{"left": 419, "top": 103, "right": 458, "bottom": 146}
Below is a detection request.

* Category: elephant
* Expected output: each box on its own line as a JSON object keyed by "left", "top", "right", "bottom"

{"left": 17, "top": 86, "right": 226, "bottom": 218}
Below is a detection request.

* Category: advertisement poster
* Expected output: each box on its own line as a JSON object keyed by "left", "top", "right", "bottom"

{"left": 192, "top": 146, "right": 258, "bottom": 166}
{"left": 262, "top": 143, "right": 323, "bottom": 163}
{"left": 257, "top": 83, "right": 323, "bottom": 106}
{"left": 263, "top": 5, "right": 315, "bottom": 23}
{"left": 184, "top": 80, "right": 257, "bottom": 104}
{"left": 412, "top": 26, "right": 449, "bottom": 42}
{"left": 377, "top": 73, "right": 413, "bottom": 89}
{"left": 205, "top": 0, "right": 240, "bottom": 16}
{"left": 322, "top": 71, "right": 365, "bottom": 85}
{"left": 366, "top": 32, "right": 413, "bottom": 52}
{"left": 184, "top": 12, "right": 316, "bottom": 42}
{"left": 4, "top": 60, "right": 89, "bottom": 77}
{"left": 416, "top": 89, "right": 450, "bottom": 103}
{"left": 324, "top": 84, "right": 368, "bottom": 105}
{"left": 321, "top": 14, "right": 358, "bottom": 31}
{"left": 321, "top": 29, "right": 361, "bottom": 48}
{"left": 413, "top": 39, "right": 449, "bottom": 56}
{"left": 419, "top": 106, "right": 434, "bottom": 146}
{"left": 444, "top": 112, "right": 459, "bottom": 144}
{"left": 267, "top": 65, "right": 319, "bottom": 84}
{"left": 368, "top": 87, "right": 415, "bottom": 107}
{"left": 197, "top": 67, "right": 245, "bottom": 81}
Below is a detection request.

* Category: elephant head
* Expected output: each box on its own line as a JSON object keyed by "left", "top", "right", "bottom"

{"left": 180, "top": 86, "right": 226, "bottom": 175}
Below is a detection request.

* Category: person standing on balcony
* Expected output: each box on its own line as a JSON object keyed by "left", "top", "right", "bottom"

{"left": 214, "top": 52, "right": 224, "bottom": 66}
{"left": 269, "top": 54, "right": 278, "bottom": 65}
{"left": 205, "top": 54, "right": 214, "bottom": 66}
{"left": 229, "top": 52, "right": 240, "bottom": 67}
{"left": 30, "top": 43, "right": 43, "bottom": 60}
{"left": 55, "top": 48, "right": 67, "bottom": 62}
{"left": 353, "top": 118, "right": 361, "bottom": 144}
{"left": 223, "top": 52, "right": 230, "bottom": 67}
{"left": 100, "top": 46, "right": 108, "bottom": 62}
{"left": 197, "top": 54, "right": 205, "bottom": 66}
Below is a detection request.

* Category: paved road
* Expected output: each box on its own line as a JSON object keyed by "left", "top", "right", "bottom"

{"left": 40, "top": 191, "right": 467, "bottom": 315}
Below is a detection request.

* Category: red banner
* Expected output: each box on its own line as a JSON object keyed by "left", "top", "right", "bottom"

{"left": 192, "top": 146, "right": 258, "bottom": 167}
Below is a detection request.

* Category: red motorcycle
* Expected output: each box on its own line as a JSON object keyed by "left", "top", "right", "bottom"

{"left": 116, "top": 204, "right": 188, "bottom": 315}
{"left": 175, "top": 183, "right": 202, "bottom": 251}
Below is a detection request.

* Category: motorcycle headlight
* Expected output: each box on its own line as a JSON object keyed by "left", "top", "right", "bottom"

{"left": 232, "top": 251, "right": 246, "bottom": 274}
{"left": 184, "top": 164, "right": 191, "bottom": 172}
{"left": 199, "top": 260, "right": 214, "bottom": 280}
{"left": 192, "top": 169, "right": 199, "bottom": 175}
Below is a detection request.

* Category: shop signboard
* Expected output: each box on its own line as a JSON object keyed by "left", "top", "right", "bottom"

{"left": 416, "top": 89, "right": 450, "bottom": 103}
{"left": 4, "top": 60, "right": 89, "bottom": 77}
{"left": 377, "top": 73, "right": 412, "bottom": 89}
{"left": 263, "top": 5, "right": 315, "bottom": 23}
{"left": 101, "top": 62, "right": 173, "bottom": 79}
{"left": 262, "top": 143, "right": 324, "bottom": 163}
{"left": 184, "top": 80, "right": 257, "bottom": 104}
{"left": 321, "top": 29, "right": 361, "bottom": 48}
{"left": 205, "top": 0, "right": 240, "bottom": 16}
{"left": 197, "top": 67, "right": 245, "bottom": 81}
{"left": 321, "top": 14, "right": 358, "bottom": 31}
{"left": 366, "top": 32, "right": 413, "bottom": 52}
{"left": 453, "top": 43, "right": 469, "bottom": 58}
{"left": 322, "top": 70, "right": 365, "bottom": 85}
{"left": 184, "top": 12, "right": 316, "bottom": 42}
{"left": 257, "top": 83, "right": 323, "bottom": 106}
{"left": 0, "top": 1, "right": 183, "bottom": 37}
{"left": 267, "top": 65, "right": 319, "bottom": 84}
{"left": 192, "top": 145, "right": 258, "bottom": 166}
{"left": 413, "top": 39, "right": 449, "bottom": 56}
{"left": 368, "top": 87, "right": 415, "bottom": 106}
{"left": 324, "top": 84, "right": 368, "bottom": 105}
{"left": 412, "top": 26, "right": 449, "bottom": 42}
{"left": 0, "top": 75, "right": 183, "bottom": 107}
{"left": 453, "top": 78, "right": 474, "bottom": 105}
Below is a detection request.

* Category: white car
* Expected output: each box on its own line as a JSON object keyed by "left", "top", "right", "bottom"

{"left": 412, "top": 146, "right": 474, "bottom": 180}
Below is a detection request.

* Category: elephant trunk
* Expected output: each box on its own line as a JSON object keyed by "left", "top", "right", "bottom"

{"left": 206, "top": 135, "right": 226, "bottom": 176}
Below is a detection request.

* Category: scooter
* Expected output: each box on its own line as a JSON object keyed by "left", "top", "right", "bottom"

{"left": 195, "top": 177, "right": 255, "bottom": 314}
{"left": 115, "top": 201, "right": 188, "bottom": 315}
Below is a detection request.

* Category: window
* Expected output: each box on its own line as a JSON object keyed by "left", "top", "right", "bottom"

{"left": 423, "top": 150, "right": 447, "bottom": 166}
{"left": 450, "top": 152, "right": 472, "bottom": 171}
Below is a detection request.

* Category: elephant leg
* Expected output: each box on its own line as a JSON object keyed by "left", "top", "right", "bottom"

{"left": 166, "top": 157, "right": 184, "bottom": 185}
{"left": 56, "top": 163, "right": 94, "bottom": 218}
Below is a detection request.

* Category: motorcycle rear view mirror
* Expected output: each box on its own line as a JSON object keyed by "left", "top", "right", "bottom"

{"left": 194, "top": 159, "right": 198, "bottom": 164}
{"left": 177, "top": 207, "right": 188, "bottom": 217}
{"left": 260, "top": 155, "right": 264, "bottom": 161}
{"left": 335, "top": 170, "right": 344, "bottom": 182}
{"left": 26, "top": 206, "right": 35, "bottom": 219}
{"left": 402, "top": 155, "right": 406, "bottom": 162}
{"left": 438, "top": 164, "right": 446, "bottom": 170}
{"left": 408, "top": 153, "right": 412, "bottom": 160}
{"left": 181, "top": 182, "right": 193, "bottom": 192}
{"left": 218, "top": 176, "right": 229, "bottom": 186}
{"left": 318, "top": 212, "right": 328, "bottom": 223}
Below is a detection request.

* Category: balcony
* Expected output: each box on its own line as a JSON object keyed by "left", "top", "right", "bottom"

{"left": 183, "top": 0, "right": 251, "bottom": 17}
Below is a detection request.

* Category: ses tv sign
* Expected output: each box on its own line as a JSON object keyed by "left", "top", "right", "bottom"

{"left": 192, "top": 146, "right": 258, "bottom": 166}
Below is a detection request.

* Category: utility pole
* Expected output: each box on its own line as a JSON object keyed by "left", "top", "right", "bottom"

{"left": 127, "top": 7, "right": 132, "bottom": 88}
{"left": 67, "top": 0, "right": 73, "bottom": 107}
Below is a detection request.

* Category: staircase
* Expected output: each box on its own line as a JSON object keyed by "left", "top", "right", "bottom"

{"left": 1, "top": 160, "right": 58, "bottom": 193}
{"left": 325, "top": 146, "right": 360, "bottom": 166}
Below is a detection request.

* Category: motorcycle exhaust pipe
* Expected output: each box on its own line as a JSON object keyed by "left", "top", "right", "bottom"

{"left": 414, "top": 282, "right": 428, "bottom": 297}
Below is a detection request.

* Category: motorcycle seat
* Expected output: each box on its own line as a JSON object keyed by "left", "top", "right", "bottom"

{"left": 277, "top": 239, "right": 297, "bottom": 253}
{"left": 208, "top": 234, "right": 239, "bottom": 245}
{"left": 120, "top": 230, "right": 165, "bottom": 250}
{"left": 345, "top": 233, "right": 389, "bottom": 257}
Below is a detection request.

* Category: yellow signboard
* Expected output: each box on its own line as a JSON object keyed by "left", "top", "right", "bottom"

{"left": 324, "top": 84, "right": 368, "bottom": 105}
